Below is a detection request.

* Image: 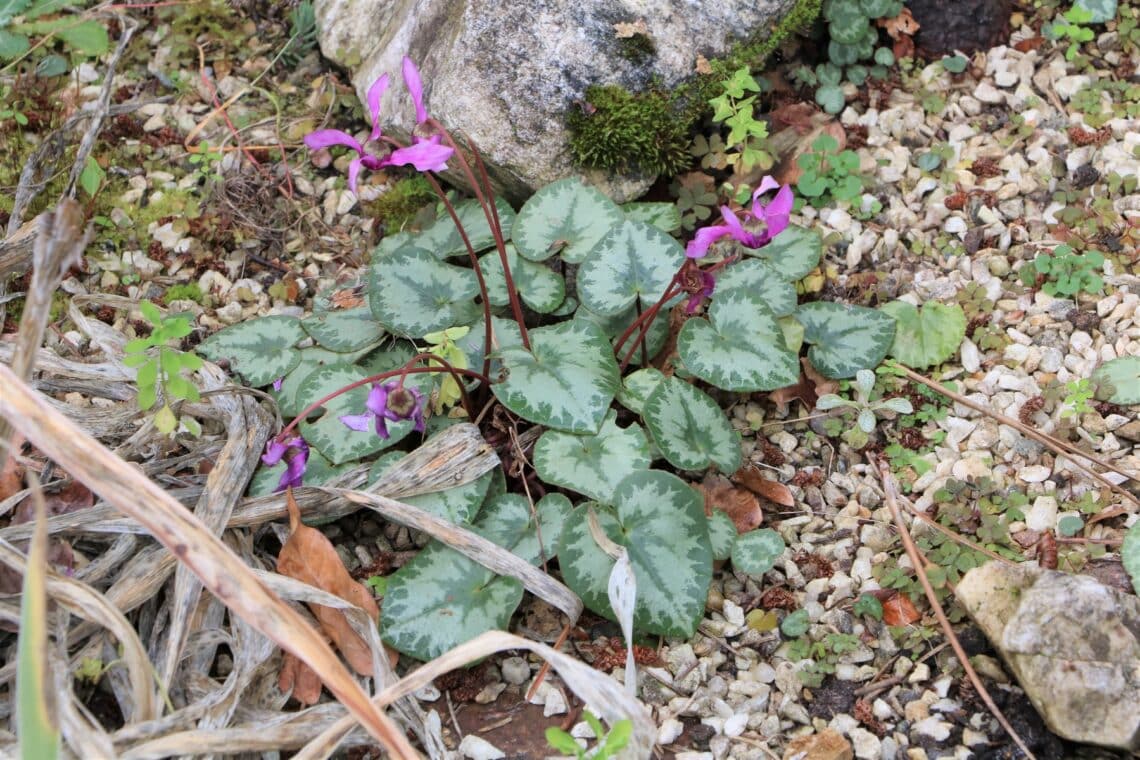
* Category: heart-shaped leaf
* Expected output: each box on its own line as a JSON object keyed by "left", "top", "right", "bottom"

{"left": 713, "top": 259, "right": 797, "bottom": 317}
{"left": 456, "top": 316, "right": 524, "bottom": 384}
{"left": 272, "top": 346, "right": 379, "bottom": 418}
{"left": 1122, "top": 522, "right": 1140, "bottom": 596}
{"left": 479, "top": 245, "right": 566, "bottom": 314}
{"left": 740, "top": 224, "right": 822, "bottom": 282}
{"left": 298, "top": 365, "right": 431, "bottom": 465}
{"left": 368, "top": 452, "right": 495, "bottom": 526}
{"left": 577, "top": 220, "right": 685, "bottom": 317}
{"left": 707, "top": 510, "right": 736, "bottom": 561}
{"left": 512, "top": 178, "right": 624, "bottom": 264}
{"left": 616, "top": 368, "right": 666, "bottom": 415}
{"left": 880, "top": 300, "right": 966, "bottom": 369}
{"left": 1092, "top": 355, "right": 1140, "bottom": 405}
{"left": 415, "top": 197, "right": 516, "bottom": 259}
{"left": 381, "top": 493, "right": 569, "bottom": 660}
{"left": 301, "top": 306, "right": 386, "bottom": 352}
{"left": 678, "top": 291, "right": 800, "bottom": 392}
{"left": 575, "top": 303, "right": 669, "bottom": 367}
{"left": 730, "top": 528, "right": 786, "bottom": 577}
{"left": 557, "top": 471, "right": 713, "bottom": 638}
{"left": 795, "top": 301, "right": 896, "bottom": 379}
{"left": 622, "top": 202, "right": 682, "bottom": 233}
{"left": 534, "top": 410, "right": 651, "bottom": 502}
{"left": 369, "top": 245, "right": 480, "bottom": 337}
{"left": 196, "top": 315, "right": 306, "bottom": 387}
{"left": 642, "top": 376, "right": 741, "bottom": 473}
{"left": 491, "top": 320, "right": 619, "bottom": 433}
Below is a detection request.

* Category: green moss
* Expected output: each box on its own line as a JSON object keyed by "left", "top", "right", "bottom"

{"left": 565, "top": 0, "right": 821, "bottom": 176}
{"left": 616, "top": 33, "right": 657, "bottom": 65}
{"left": 163, "top": 283, "right": 206, "bottom": 305}
{"left": 365, "top": 175, "right": 437, "bottom": 232}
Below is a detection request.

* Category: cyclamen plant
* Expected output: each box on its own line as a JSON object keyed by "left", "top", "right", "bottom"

{"left": 197, "top": 56, "right": 903, "bottom": 661}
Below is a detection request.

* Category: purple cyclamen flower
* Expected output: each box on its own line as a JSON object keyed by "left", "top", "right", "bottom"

{"left": 272, "top": 377, "right": 284, "bottom": 392}
{"left": 262, "top": 435, "right": 309, "bottom": 492}
{"left": 340, "top": 381, "right": 426, "bottom": 440}
{"left": 685, "top": 176, "right": 794, "bottom": 259}
{"left": 402, "top": 56, "right": 428, "bottom": 125}
{"left": 684, "top": 269, "right": 717, "bottom": 314}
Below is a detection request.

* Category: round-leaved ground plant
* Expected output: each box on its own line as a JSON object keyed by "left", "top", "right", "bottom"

{"left": 642, "top": 376, "right": 742, "bottom": 474}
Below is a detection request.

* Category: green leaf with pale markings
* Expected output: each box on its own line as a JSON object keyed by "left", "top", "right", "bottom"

{"left": 512, "top": 178, "right": 624, "bottom": 263}
{"left": 577, "top": 220, "right": 686, "bottom": 316}
{"left": 713, "top": 259, "right": 797, "bottom": 317}
{"left": 479, "top": 244, "right": 565, "bottom": 314}
{"left": 368, "top": 245, "right": 480, "bottom": 336}
{"left": 196, "top": 315, "right": 306, "bottom": 387}
{"left": 416, "top": 197, "right": 515, "bottom": 258}
{"left": 574, "top": 302, "right": 668, "bottom": 367}
{"left": 382, "top": 493, "right": 570, "bottom": 660}
{"left": 741, "top": 224, "right": 822, "bottom": 282}
{"left": 678, "top": 291, "right": 800, "bottom": 392}
{"left": 622, "top": 201, "right": 682, "bottom": 233}
{"left": 616, "top": 368, "right": 665, "bottom": 415}
{"left": 731, "top": 528, "right": 786, "bottom": 576}
{"left": 708, "top": 510, "right": 736, "bottom": 561}
{"left": 491, "top": 320, "right": 619, "bottom": 433}
{"left": 1092, "top": 355, "right": 1140, "bottom": 405}
{"left": 642, "top": 376, "right": 741, "bottom": 473}
{"left": 795, "top": 301, "right": 896, "bottom": 379}
{"left": 534, "top": 410, "right": 651, "bottom": 502}
{"left": 880, "top": 300, "right": 966, "bottom": 369}
{"left": 557, "top": 471, "right": 713, "bottom": 637}
{"left": 301, "top": 306, "right": 385, "bottom": 352}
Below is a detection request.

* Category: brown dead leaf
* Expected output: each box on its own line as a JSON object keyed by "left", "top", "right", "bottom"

{"left": 770, "top": 102, "right": 818, "bottom": 134}
{"left": 328, "top": 286, "right": 366, "bottom": 310}
{"left": 732, "top": 467, "right": 794, "bottom": 508}
{"left": 879, "top": 8, "right": 920, "bottom": 39}
{"left": 892, "top": 35, "right": 915, "bottom": 61}
{"left": 12, "top": 478, "right": 93, "bottom": 523}
{"left": 879, "top": 590, "right": 921, "bottom": 626}
{"left": 1013, "top": 36, "right": 1045, "bottom": 53}
{"left": 772, "top": 122, "right": 847, "bottom": 187}
{"left": 695, "top": 474, "right": 762, "bottom": 533}
{"left": 279, "top": 650, "right": 324, "bottom": 705}
{"left": 0, "top": 433, "right": 24, "bottom": 501}
{"left": 769, "top": 358, "right": 838, "bottom": 414}
{"left": 613, "top": 19, "right": 649, "bottom": 38}
{"left": 277, "top": 490, "right": 388, "bottom": 679}
{"left": 695, "top": 54, "right": 712, "bottom": 75}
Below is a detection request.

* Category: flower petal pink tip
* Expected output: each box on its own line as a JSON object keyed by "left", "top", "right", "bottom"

{"left": 366, "top": 73, "right": 390, "bottom": 141}
{"left": 684, "top": 176, "right": 793, "bottom": 259}
{"left": 385, "top": 140, "right": 453, "bottom": 173}
{"left": 402, "top": 56, "right": 428, "bottom": 125}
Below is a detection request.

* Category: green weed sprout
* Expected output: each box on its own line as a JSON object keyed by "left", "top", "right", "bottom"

{"left": 1060, "top": 377, "right": 1096, "bottom": 418}
{"left": 1048, "top": 5, "right": 1097, "bottom": 61}
{"left": 545, "top": 710, "right": 632, "bottom": 760}
{"left": 817, "top": 368, "right": 912, "bottom": 448}
{"left": 795, "top": 133, "right": 865, "bottom": 207}
{"left": 708, "top": 67, "right": 773, "bottom": 173}
{"left": 123, "top": 301, "right": 203, "bottom": 436}
{"left": 1020, "top": 244, "right": 1105, "bottom": 296}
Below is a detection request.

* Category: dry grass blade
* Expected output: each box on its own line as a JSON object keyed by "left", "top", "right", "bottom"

{"left": 875, "top": 457, "right": 1038, "bottom": 760}
{"left": 294, "top": 630, "right": 654, "bottom": 760}
{"left": 0, "top": 364, "right": 422, "bottom": 759}
{"left": 331, "top": 487, "right": 583, "bottom": 623}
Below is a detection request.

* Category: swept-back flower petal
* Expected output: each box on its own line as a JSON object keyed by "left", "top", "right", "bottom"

{"left": 402, "top": 56, "right": 428, "bottom": 124}
{"left": 754, "top": 184, "right": 794, "bottom": 239}
{"left": 384, "top": 140, "right": 453, "bottom": 173}
{"left": 346, "top": 158, "right": 365, "bottom": 195}
{"left": 339, "top": 413, "right": 374, "bottom": 433}
{"left": 685, "top": 224, "right": 730, "bottom": 259}
{"left": 366, "top": 73, "right": 390, "bottom": 141}
{"left": 261, "top": 436, "right": 309, "bottom": 492}
{"left": 304, "top": 129, "right": 365, "bottom": 153}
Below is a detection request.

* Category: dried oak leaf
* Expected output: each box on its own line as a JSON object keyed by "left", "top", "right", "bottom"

{"left": 277, "top": 489, "right": 389, "bottom": 688}
{"left": 1013, "top": 36, "right": 1045, "bottom": 53}
{"left": 695, "top": 474, "right": 763, "bottom": 533}
{"left": 770, "top": 102, "right": 818, "bottom": 134}
{"left": 278, "top": 650, "right": 323, "bottom": 705}
{"left": 879, "top": 8, "right": 920, "bottom": 39}
{"left": 878, "top": 590, "right": 921, "bottom": 626}
{"left": 732, "top": 466, "right": 795, "bottom": 508}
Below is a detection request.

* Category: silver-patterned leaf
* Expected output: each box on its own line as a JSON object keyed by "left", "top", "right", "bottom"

{"left": 740, "top": 224, "right": 821, "bottom": 282}
{"left": 707, "top": 510, "right": 736, "bottom": 561}
{"left": 795, "top": 301, "right": 896, "bottom": 379}
{"left": 730, "top": 528, "right": 786, "bottom": 577}
{"left": 271, "top": 346, "right": 379, "bottom": 418}
{"left": 574, "top": 303, "right": 669, "bottom": 368}
{"left": 616, "top": 368, "right": 666, "bottom": 415}
{"left": 415, "top": 197, "right": 516, "bottom": 259}
{"left": 713, "top": 259, "right": 797, "bottom": 317}
{"left": 196, "top": 315, "right": 306, "bottom": 387}
{"left": 557, "top": 471, "right": 713, "bottom": 638}
{"left": 368, "top": 451, "right": 495, "bottom": 526}
{"left": 677, "top": 291, "right": 800, "bottom": 392}
{"left": 622, "top": 201, "right": 682, "bottom": 233}
{"left": 534, "top": 410, "right": 651, "bottom": 502}
{"left": 642, "top": 376, "right": 741, "bottom": 473}
{"left": 577, "top": 220, "right": 686, "bottom": 316}
{"left": 512, "top": 178, "right": 624, "bottom": 264}
{"left": 369, "top": 245, "right": 480, "bottom": 336}
{"left": 301, "top": 306, "right": 386, "bottom": 352}
{"left": 491, "top": 320, "right": 619, "bottom": 433}
{"left": 478, "top": 244, "right": 566, "bottom": 314}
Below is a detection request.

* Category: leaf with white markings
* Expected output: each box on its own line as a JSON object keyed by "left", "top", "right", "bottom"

{"left": 575, "top": 303, "right": 669, "bottom": 367}
{"left": 479, "top": 245, "right": 565, "bottom": 314}
{"left": 714, "top": 259, "right": 798, "bottom": 317}
{"left": 416, "top": 197, "right": 516, "bottom": 258}
{"left": 369, "top": 245, "right": 480, "bottom": 336}
{"left": 197, "top": 315, "right": 306, "bottom": 387}
{"left": 642, "top": 376, "right": 741, "bottom": 473}
{"left": 577, "top": 220, "right": 685, "bottom": 316}
{"left": 512, "top": 178, "right": 624, "bottom": 263}
{"left": 491, "top": 320, "right": 619, "bottom": 433}
{"left": 534, "top": 410, "right": 651, "bottom": 502}
{"left": 368, "top": 452, "right": 495, "bottom": 526}
{"left": 301, "top": 307, "right": 386, "bottom": 352}
{"left": 678, "top": 291, "right": 800, "bottom": 392}
{"left": 616, "top": 368, "right": 665, "bottom": 415}
{"left": 740, "top": 224, "right": 821, "bottom": 281}
{"left": 795, "top": 301, "right": 896, "bottom": 379}
{"left": 622, "top": 202, "right": 682, "bottom": 233}
{"left": 707, "top": 511, "right": 736, "bottom": 561}
{"left": 731, "top": 528, "right": 786, "bottom": 576}
{"left": 557, "top": 471, "right": 713, "bottom": 637}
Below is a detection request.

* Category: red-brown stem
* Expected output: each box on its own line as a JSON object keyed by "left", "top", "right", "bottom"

{"left": 402, "top": 352, "right": 476, "bottom": 419}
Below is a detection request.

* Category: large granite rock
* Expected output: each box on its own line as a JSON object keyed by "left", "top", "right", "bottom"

{"left": 313, "top": 0, "right": 801, "bottom": 203}
{"left": 956, "top": 561, "right": 1140, "bottom": 752}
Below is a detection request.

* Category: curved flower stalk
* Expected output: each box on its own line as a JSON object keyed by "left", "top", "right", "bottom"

{"left": 685, "top": 176, "right": 794, "bottom": 259}
{"left": 303, "top": 58, "right": 454, "bottom": 193}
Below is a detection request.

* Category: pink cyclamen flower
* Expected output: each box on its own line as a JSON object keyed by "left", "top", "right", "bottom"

{"left": 262, "top": 435, "right": 309, "bottom": 492}
{"left": 402, "top": 56, "right": 428, "bottom": 125}
{"left": 685, "top": 176, "right": 794, "bottom": 259}
{"left": 340, "top": 381, "right": 426, "bottom": 440}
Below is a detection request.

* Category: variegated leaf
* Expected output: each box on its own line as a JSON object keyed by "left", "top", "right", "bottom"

{"left": 622, "top": 201, "right": 682, "bottom": 233}
{"left": 415, "top": 197, "right": 516, "bottom": 259}
{"left": 557, "top": 471, "right": 713, "bottom": 638}
{"left": 368, "top": 451, "right": 495, "bottom": 526}
{"left": 512, "top": 178, "right": 624, "bottom": 264}
{"left": 369, "top": 245, "right": 480, "bottom": 337}
{"left": 741, "top": 224, "right": 822, "bottom": 282}
{"left": 196, "top": 315, "right": 306, "bottom": 387}
{"left": 479, "top": 244, "right": 566, "bottom": 314}
{"left": 713, "top": 259, "right": 797, "bottom": 317}
{"left": 795, "top": 301, "right": 896, "bottom": 379}
{"left": 677, "top": 291, "right": 800, "bottom": 392}
{"left": 491, "top": 320, "right": 619, "bottom": 433}
{"left": 381, "top": 493, "right": 568, "bottom": 660}
{"left": 271, "top": 346, "right": 377, "bottom": 419}
{"left": 298, "top": 365, "right": 431, "bottom": 465}
{"left": 534, "top": 410, "right": 651, "bottom": 503}
{"left": 301, "top": 306, "right": 386, "bottom": 352}
{"left": 456, "top": 316, "right": 524, "bottom": 384}
{"left": 616, "top": 368, "right": 666, "bottom": 415}
{"left": 642, "top": 376, "right": 741, "bottom": 473}
{"left": 574, "top": 303, "right": 669, "bottom": 367}
{"left": 577, "top": 220, "right": 686, "bottom": 317}
{"left": 707, "top": 510, "right": 736, "bottom": 561}
{"left": 731, "top": 528, "right": 786, "bottom": 577}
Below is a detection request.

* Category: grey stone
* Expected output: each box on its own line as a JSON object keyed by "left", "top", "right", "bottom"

{"left": 315, "top": 0, "right": 799, "bottom": 202}
{"left": 956, "top": 562, "right": 1140, "bottom": 751}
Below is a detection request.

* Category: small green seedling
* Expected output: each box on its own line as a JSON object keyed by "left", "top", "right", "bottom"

{"left": 816, "top": 369, "right": 913, "bottom": 448}
{"left": 1047, "top": 5, "right": 1097, "bottom": 61}
{"left": 1019, "top": 244, "right": 1104, "bottom": 297}
{"left": 796, "top": 133, "right": 866, "bottom": 207}
{"left": 123, "top": 300, "right": 203, "bottom": 436}
{"left": 708, "top": 67, "right": 773, "bottom": 172}
{"left": 1060, "top": 378, "right": 1096, "bottom": 418}
{"left": 545, "top": 710, "right": 632, "bottom": 760}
